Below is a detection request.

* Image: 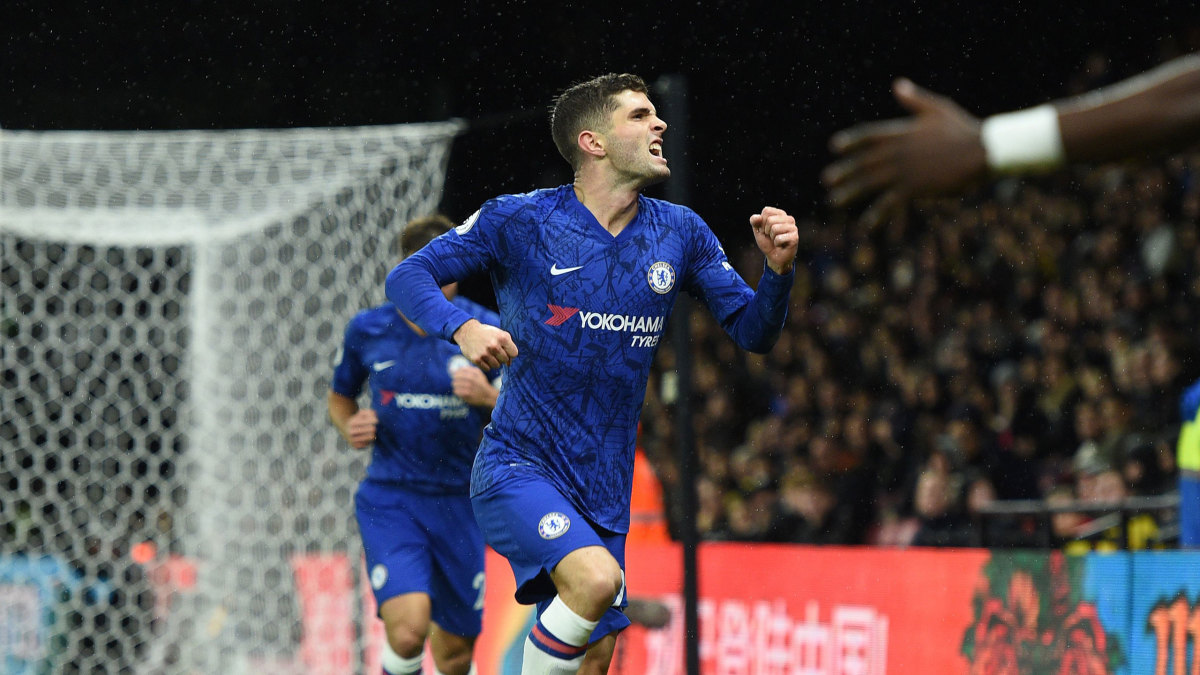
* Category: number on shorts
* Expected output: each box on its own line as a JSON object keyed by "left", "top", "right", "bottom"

{"left": 473, "top": 571, "right": 486, "bottom": 611}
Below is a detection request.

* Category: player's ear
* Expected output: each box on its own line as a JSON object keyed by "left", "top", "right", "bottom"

{"left": 578, "top": 130, "right": 605, "bottom": 159}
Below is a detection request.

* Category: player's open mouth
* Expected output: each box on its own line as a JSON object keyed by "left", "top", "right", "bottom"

{"left": 649, "top": 141, "right": 665, "bottom": 161}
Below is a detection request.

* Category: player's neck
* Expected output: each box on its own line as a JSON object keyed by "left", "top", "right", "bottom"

{"left": 572, "top": 180, "right": 639, "bottom": 236}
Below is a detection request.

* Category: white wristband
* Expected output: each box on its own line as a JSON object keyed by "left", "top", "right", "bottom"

{"left": 980, "top": 104, "right": 1065, "bottom": 174}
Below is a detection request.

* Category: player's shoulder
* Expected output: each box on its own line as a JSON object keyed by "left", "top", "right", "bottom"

{"left": 450, "top": 296, "right": 501, "bottom": 328}
{"left": 638, "top": 194, "right": 703, "bottom": 227}
{"left": 348, "top": 303, "right": 404, "bottom": 337}
{"left": 494, "top": 185, "right": 569, "bottom": 207}
{"left": 478, "top": 185, "right": 570, "bottom": 221}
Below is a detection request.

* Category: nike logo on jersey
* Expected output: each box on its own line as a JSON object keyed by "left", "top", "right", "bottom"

{"left": 550, "top": 263, "right": 584, "bottom": 276}
{"left": 372, "top": 360, "right": 396, "bottom": 371}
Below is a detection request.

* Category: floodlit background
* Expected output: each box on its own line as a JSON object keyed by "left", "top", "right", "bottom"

{"left": 5, "top": 2, "right": 1200, "bottom": 673}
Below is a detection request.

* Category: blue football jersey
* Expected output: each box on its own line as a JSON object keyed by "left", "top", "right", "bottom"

{"left": 387, "top": 185, "right": 792, "bottom": 530}
{"left": 330, "top": 297, "right": 500, "bottom": 494}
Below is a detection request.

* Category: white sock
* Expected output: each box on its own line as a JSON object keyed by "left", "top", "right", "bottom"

{"left": 382, "top": 642, "right": 423, "bottom": 675}
{"left": 521, "top": 596, "right": 597, "bottom": 674}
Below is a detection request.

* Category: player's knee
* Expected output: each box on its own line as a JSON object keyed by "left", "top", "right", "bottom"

{"left": 554, "top": 547, "right": 625, "bottom": 617}
{"left": 385, "top": 621, "right": 428, "bottom": 658}
{"left": 572, "top": 559, "right": 624, "bottom": 607}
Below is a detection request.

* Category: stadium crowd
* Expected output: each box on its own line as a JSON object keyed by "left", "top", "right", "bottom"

{"left": 639, "top": 53, "right": 1196, "bottom": 549}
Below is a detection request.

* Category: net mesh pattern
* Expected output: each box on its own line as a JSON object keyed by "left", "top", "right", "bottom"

{"left": 0, "top": 122, "right": 462, "bottom": 674}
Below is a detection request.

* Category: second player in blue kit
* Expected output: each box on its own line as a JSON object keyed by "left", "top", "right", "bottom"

{"left": 330, "top": 214, "right": 501, "bottom": 675}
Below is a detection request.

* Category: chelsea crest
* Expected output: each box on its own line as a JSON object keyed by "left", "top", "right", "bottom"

{"left": 647, "top": 262, "right": 675, "bottom": 294}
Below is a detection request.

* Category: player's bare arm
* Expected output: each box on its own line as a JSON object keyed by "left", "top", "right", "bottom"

{"left": 823, "top": 55, "right": 1200, "bottom": 228}
{"left": 452, "top": 318, "right": 518, "bottom": 370}
{"left": 1057, "top": 54, "right": 1200, "bottom": 163}
{"left": 749, "top": 206, "right": 799, "bottom": 274}
{"left": 822, "top": 78, "right": 986, "bottom": 225}
{"left": 328, "top": 391, "right": 378, "bottom": 449}
{"left": 452, "top": 366, "right": 499, "bottom": 408}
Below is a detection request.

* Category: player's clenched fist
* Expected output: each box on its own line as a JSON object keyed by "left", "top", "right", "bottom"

{"left": 344, "top": 408, "right": 378, "bottom": 449}
{"left": 452, "top": 366, "right": 499, "bottom": 408}
{"left": 453, "top": 318, "right": 519, "bottom": 370}
{"left": 749, "top": 206, "right": 798, "bottom": 274}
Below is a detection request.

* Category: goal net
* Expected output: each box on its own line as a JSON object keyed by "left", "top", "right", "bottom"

{"left": 0, "top": 121, "right": 463, "bottom": 674}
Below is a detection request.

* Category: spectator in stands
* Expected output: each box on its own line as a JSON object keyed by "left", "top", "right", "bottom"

{"left": 695, "top": 475, "right": 731, "bottom": 541}
{"left": 1075, "top": 466, "right": 1163, "bottom": 552}
{"left": 808, "top": 435, "right": 874, "bottom": 544}
{"left": 1122, "top": 435, "right": 1175, "bottom": 497}
{"left": 1046, "top": 485, "right": 1089, "bottom": 550}
{"left": 864, "top": 405, "right": 914, "bottom": 519}
{"left": 772, "top": 471, "right": 855, "bottom": 545}
{"left": 726, "top": 486, "right": 779, "bottom": 542}
{"left": 962, "top": 471, "right": 1028, "bottom": 548}
{"left": 1095, "top": 394, "right": 1136, "bottom": 469}
{"left": 910, "top": 468, "right": 972, "bottom": 548}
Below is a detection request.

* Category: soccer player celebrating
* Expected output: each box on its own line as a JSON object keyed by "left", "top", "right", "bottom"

{"left": 387, "top": 73, "right": 798, "bottom": 674}
{"left": 329, "top": 214, "right": 501, "bottom": 675}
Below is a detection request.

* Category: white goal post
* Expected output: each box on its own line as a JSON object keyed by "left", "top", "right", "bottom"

{"left": 0, "top": 121, "right": 463, "bottom": 674}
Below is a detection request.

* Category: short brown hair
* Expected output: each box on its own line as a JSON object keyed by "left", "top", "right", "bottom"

{"left": 399, "top": 214, "right": 455, "bottom": 259}
{"left": 550, "top": 73, "right": 648, "bottom": 171}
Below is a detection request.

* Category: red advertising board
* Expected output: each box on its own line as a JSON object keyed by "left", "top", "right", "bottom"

{"left": 145, "top": 545, "right": 1181, "bottom": 673}
{"left": 472, "top": 543, "right": 989, "bottom": 674}
{"left": 20, "top": 545, "right": 986, "bottom": 674}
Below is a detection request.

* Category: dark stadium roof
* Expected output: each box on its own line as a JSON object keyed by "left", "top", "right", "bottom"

{"left": 4, "top": 1, "right": 1197, "bottom": 235}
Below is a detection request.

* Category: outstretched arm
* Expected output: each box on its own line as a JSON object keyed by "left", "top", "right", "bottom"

{"left": 1058, "top": 54, "right": 1200, "bottom": 161}
{"left": 823, "top": 54, "right": 1200, "bottom": 225}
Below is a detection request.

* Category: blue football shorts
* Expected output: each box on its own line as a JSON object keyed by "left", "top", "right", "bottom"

{"left": 355, "top": 480, "right": 485, "bottom": 637}
{"left": 471, "top": 463, "right": 632, "bottom": 641}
